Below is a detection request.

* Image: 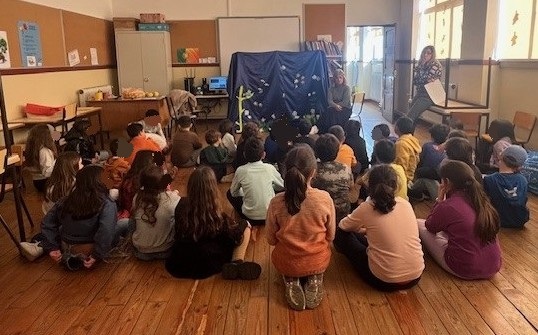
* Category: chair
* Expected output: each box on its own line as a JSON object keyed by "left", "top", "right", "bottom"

{"left": 0, "top": 145, "right": 34, "bottom": 228}
{"left": 513, "top": 111, "right": 537, "bottom": 147}
{"left": 167, "top": 90, "right": 198, "bottom": 137}
{"left": 450, "top": 112, "right": 482, "bottom": 147}
{"left": 352, "top": 91, "right": 366, "bottom": 137}
{"left": 0, "top": 148, "right": 31, "bottom": 249}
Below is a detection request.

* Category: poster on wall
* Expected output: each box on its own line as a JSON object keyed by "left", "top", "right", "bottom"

{"left": 18, "top": 21, "right": 43, "bottom": 67}
{"left": 0, "top": 31, "right": 11, "bottom": 68}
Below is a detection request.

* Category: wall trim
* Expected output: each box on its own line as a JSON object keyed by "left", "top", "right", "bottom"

{"left": 0, "top": 65, "right": 115, "bottom": 76}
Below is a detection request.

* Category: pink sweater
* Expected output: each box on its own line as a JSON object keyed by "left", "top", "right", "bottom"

{"left": 266, "top": 187, "right": 336, "bottom": 277}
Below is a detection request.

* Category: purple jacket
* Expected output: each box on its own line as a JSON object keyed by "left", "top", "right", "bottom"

{"left": 425, "top": 191, "right": 501, "bottom": 279}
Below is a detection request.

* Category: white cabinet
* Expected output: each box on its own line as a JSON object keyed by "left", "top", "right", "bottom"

{"left": 115, "top": 31, "right": 173, "bottom": 96}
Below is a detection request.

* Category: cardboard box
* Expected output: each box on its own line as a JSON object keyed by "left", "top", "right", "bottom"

{"left": 138, "top": 23, "right": 170, "bottom": 31}
{"left": 113, "top": 17, "right": 139, "bottom": 31}
{"left": 140, "top": 13, "right": 165, "bottom": 23}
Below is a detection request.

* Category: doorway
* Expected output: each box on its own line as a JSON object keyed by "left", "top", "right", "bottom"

{"left": 345, "top": 25, "right": 396, "bottom": 122}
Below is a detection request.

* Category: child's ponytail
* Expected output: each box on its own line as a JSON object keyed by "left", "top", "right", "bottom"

{"left": 283, "top": 145, "right": 317, "bottom": 216}
{"left": 368, "top": 164, "right": 397, "bottom": 214}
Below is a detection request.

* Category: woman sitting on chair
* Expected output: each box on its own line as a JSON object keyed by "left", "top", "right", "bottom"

{"left": 408, "top": 45, "right": 443, "bottom": 124}
{"left": 318, "top": 69, "right": 352, "bottom": 133}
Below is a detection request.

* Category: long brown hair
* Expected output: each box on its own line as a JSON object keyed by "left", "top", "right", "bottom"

{"left": 180, "top": 166, "right": 229, "bottom": 240}
{"left": 46, "top": 151, "right": 81, "bottom": 203}
{"left": 62, "top": 165, "right": 108, "bottom": 218}
{"left": 283, "top": 145, "right": 317, "bottom": 215}
{"left": 120, "top": 150, "right": 157, "bottom": 193}
{"left": 24, "top": 124, "right": 57, "bottom": 169}
{"left": 133, "top": 165, "right": 166, "bottom": 226}
{"left": 420, "top": 45, "right": 437, "bottom": 64}
{"left": 439, "top": 160, "right": 500, "bottom": 244}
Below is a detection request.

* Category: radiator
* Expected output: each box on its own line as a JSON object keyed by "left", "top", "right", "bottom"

{"left": 78, "top": 85, "right": 113, "bottom": 107}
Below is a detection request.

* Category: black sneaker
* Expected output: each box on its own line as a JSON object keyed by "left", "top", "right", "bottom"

{"left": 222, "top": 260, "right": 261, "bottom": 280}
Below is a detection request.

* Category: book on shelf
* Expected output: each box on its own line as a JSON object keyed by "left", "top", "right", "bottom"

{"left": 305, "top": 40, "right": 342, "bottom": 57}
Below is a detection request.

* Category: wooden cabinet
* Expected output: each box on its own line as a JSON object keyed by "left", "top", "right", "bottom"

{"left": 115, "top": 31, "right": 173, "bottom": 96}
{"left": 87, "top": 97, "right": 169, "bottom": 132}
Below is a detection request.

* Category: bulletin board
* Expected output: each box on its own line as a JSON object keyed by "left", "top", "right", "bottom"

{"left": 63, "top": 11, "right": 115, "bottom": 66}
{"left": 217, "top": 16, "right": 301, "bottom": 76}
{"left": 304, "top": 4, "right": 345, "bottom": 46}
{"left": 0, "top": 0, "right": 114, "bottom": 69}
{"left": 169, "top": 20, "right": 217, "bottom": 62}
{"left": 0, "top": 0, "right": 64, "bottom": 67}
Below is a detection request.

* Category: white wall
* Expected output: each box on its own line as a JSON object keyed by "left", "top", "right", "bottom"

{"left": 111, "top": 0, "right": 401, "bottom": 25}
{"left": 21, "top": 0, "right": 113, "bottom": 19}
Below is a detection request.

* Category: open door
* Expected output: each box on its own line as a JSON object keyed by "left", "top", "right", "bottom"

{"left": 382, "top": 25, "right": 396, "bottom": 122}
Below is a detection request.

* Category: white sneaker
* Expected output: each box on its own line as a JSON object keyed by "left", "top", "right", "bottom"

{"left": 20, "top": 242, "right": 44, "bottom": 262}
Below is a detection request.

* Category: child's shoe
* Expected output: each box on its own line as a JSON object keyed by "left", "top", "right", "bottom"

{"left": 283, "top": 276, "right": 306, "bottom": 311}
{"left": 304, "top": 273, "right": 324, "bottom": 309}
{"left": 20, "top": 241, "right": 44, "bottom": 261}
{"left": 222, "top": 260, "right": 261, "bottom": 280}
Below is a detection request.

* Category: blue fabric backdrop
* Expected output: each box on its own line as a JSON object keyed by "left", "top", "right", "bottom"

{"left": 226, "top": 50, "right": 328, "bottom": 130}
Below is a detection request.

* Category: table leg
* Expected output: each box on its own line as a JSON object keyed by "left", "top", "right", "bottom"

{"left": 98, "top": 112, "right": 105, "bottom": 149}
{"left": 11, "top": 165, "right": 26, "bottom": 241}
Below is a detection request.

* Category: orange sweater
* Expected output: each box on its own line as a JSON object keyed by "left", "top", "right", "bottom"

{"left": 126, "top": 135, "right": 161, "bottom": 164}
{"left": 266, "top": 187, "right": 336, "bottom": 277}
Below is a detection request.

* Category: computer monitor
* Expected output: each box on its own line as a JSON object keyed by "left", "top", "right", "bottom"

{"left": 208, "top": 76, "right": 227, "bottom": 93}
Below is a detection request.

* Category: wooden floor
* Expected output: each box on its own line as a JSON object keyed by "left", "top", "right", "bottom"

{"left": 0, "top": 105, "right": 537, "bottom": 334}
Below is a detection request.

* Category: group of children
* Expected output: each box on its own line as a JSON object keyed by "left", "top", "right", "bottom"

{"left": 17, "top": 109, "right": 530, "bottom": 312}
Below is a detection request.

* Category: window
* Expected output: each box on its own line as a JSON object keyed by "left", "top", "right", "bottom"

{"left": 496, "top": 0, "right": 537, "bottom": 59}
{"left": 416, "top": 0, "right": 463, "bottom": 59}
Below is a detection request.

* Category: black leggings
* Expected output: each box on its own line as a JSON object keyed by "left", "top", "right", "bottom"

{"left": 334, "top": 227, "right": 421, "bottom": 291}
{"left": 226, "top": 190, "right": 266, "bottom": 226}
{"left": 33, "top": 178, "right": 47, "bottom": 193}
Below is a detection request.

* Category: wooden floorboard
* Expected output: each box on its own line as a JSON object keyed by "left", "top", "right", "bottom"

{"left": 0, "top": 107, "right": 537, "bottom": 334}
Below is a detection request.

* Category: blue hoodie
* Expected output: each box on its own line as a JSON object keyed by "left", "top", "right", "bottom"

{"left": 483, "top": 172, "right": 529, "bottom": 228}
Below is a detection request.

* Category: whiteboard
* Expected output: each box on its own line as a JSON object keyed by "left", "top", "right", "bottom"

{"left": 217, "top": 16, "right": 301, "bottom": 76}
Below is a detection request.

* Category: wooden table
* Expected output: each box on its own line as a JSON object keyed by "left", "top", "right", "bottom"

{"left": 87, "top": 96, "right": 169, "bottom": 133}
{"left": 194, "top": 94, "right": 229, "bottom": 124}
{"left": 8, "top": 106, "right": 104, "bottom": 148}
{"left": 0, "top": 122, "right": 25, "bottom": 145}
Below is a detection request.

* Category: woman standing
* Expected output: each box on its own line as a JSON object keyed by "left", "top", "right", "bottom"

{"left": 408, "top": 45, "right": 443, "bottom": 123}
{"left": 318, "top": 69, "right": 352, "bottom": 133}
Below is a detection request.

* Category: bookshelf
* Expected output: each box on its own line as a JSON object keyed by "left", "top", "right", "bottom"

{"left": 305, "top": 40, "right": 343, "bottom": 76}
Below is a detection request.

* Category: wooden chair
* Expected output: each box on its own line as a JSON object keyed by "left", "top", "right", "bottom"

{"left": 352, "top": 91, "right": 366, "bottom": 137}
{"left": 513, "top": 111, "right": 537, "bottom": 147}
{"left": 0, "top": 145, "right": 34, "bottom": 228}
{"left": 0, "top": 148, "right": 31, "bottom": 249}
{"left": 450, "top": 112, "right": 482, "bottom": 147}
{"left": 166, "top": 93, "right": 198, "bottom": 137}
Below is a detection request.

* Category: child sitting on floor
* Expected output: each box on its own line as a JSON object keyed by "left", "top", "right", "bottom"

{"left": 266, "top": 145, "right": 335, "bottom": 311}
{"left": 104, "top": 139, "right": 131, "bottom": 189}
{"left": 228, "top": 137, "right": 284, "bottom": 226}
{"left": 218, "top": 119, "right": 237, "bottom": 163}
{"left": 199, "top": 129, "right": 228, "bottom": 181}
{"left": 335, "top": 164, "right": 424, "bottom": 291}
{"left": 131, "top": 165, "right": 181, "bottom": 260}
{"left": 328, "top": 125, "right": 357, "bottom": 171}
{"left": 394, "top": 117, "right": 422, "bottom": 184}
{"left": 165, "top": 166, "right": 261, "bottom": 280}
{"left": 170, "top": 115, "right": 202, "bottom": 167}
{"left": 311, "top": 134, "right": 353, "bottom": 223}
{"left": 483, "top": 145, "right": 529, "bottom": 228}
{"left": 125, "top": 123, "right": 161, "bottom": 165}
{"left": 138, "top": 109, "right": 167, "bottom": 150}
{"left": 24, "top": 124, "right": 57, "bottom": 193}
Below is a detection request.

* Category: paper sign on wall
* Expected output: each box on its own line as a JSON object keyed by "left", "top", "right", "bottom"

{"left": 18, "top": 21, "right": 43, "bottom": 67}
{"left": 90, "top": 48, "right": 98, "bottom": 65}
{"left": 0, "top": 31, "right": 11, "bottom": 68}
{"left": 68, "top": 49, "right": 80, "bottom": 67}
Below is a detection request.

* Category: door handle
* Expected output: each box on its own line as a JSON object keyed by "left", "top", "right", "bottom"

{"left": 143, "top": 77, "right": 149, "bottom": 82}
